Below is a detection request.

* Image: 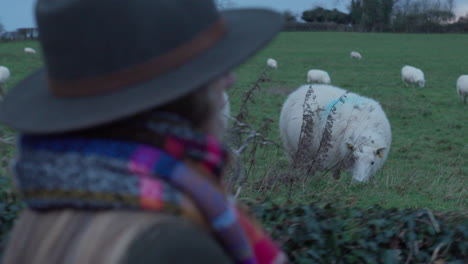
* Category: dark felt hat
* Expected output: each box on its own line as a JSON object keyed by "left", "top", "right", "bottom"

{"left": 0, "top": 0, "right": 283, "bottom": 134}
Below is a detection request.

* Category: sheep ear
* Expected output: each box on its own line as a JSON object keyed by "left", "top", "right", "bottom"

{"left": 347, "top": 143, "right": 355, "bottom": 150}
{"left": 376, "top": 148, "right": 386, "bottom": 158}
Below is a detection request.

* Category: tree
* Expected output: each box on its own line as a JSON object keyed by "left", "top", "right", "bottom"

{"left": 349, "top": 0, "right": 363, "bottom": 24}
{"left": 329, "top": 9, "right": 351, "bottom": 24}
{"left": 302, "top": 7, "right": 326, "bottom": 23}
{"left": 302, "top": 7, "right": 350, "bottom": 24}
{"left": 349, "top": 0, "right": 397, "bottom": 31}
{"left": 283, "top": 10, "right": 297, "bottom": 23}
{"left": 393, "top": 0, "right": 457, "bottom": 32}
{"left": 0, "top": 20, "right": 5, "bottom": 35}
{"left": 425, "top": 9, "right": 455, "bottom": 24}
{"left": 458, "top": 13, "right": 468, "bottom": 23}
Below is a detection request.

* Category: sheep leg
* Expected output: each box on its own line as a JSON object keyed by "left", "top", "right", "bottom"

{"left": 333, "top": 169, "right": 341, "bottom": 180}
{"left": 464, "top": 96, "right": 467, "bottom": 105}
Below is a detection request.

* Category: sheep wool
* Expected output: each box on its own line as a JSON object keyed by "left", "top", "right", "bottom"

{"left": 0, "top": 66, "right": 10, "bottom": 84}
{"left": 456, "top": 75, "right": 468, "bottom": 104}
{"left": 401, "top": 65, "right": 425, "bottom": 88}
{"left": 0, "top": 65, "right": 11, "bottom": 97}
{"left": 279, "top": 84, "right": 392, "bottom": 182}
{"left": 306, "top": 69, "right": 331, "bottom": 84}
{"left": 350, "top": 51, "right": 362, "bottom": 59}
{"left": 267, "top": 58, "right": 278, "bottom": 69}
{"left": 24, "top": 47, "right": 36, "bottom": 54}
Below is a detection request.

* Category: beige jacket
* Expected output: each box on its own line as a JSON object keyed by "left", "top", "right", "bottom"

{"left": 2, "top": 209, "right": 233, "bottom": 264}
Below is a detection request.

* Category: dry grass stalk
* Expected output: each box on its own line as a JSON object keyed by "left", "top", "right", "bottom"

{"left": 234, "top": 67, "right": 269, "bottom": 125}
{"left": 293, "top": 85, "right": 317, "bottom": 171}
{"left": 0, "top": 137, "right": 14, "bottom": 146}
{"left": 291, "top": 86, "right": 359, "bottom": 188}
{"left": 226, "top": 68, "right": 279, "bottom": 191}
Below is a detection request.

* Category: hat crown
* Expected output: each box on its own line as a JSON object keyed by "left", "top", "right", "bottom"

{"left": 36, "top": 0, "right": 220, "bottom": 82}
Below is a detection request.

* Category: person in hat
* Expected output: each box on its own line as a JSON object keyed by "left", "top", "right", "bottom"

{"left": 0, "top": 0, "right": 288, "bottom": 263}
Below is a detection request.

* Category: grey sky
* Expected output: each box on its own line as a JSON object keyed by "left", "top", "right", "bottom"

{"left": 1, "top": 0, "right": 467, "bottom": 31}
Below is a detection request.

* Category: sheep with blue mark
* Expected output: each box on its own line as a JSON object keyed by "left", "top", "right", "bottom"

{"left": 279, "top": 84, "right": 392, "bottom": 183}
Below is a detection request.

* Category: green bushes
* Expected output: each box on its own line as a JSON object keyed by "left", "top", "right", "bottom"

{"left": 250, "top": 201, "right": 467, "bottom": 263}
{"left": 0, "top": 176, "right": 23, "bottom": 259}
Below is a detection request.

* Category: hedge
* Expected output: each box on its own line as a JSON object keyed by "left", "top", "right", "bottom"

{"left": 249, "top": 201, "right": 467, "bottom": 263}
{"left": 1, "top": 190, "right": 467, "bottom": 263}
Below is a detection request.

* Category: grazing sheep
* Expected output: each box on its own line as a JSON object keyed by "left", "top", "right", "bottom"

{"left": 267, "top": 58, "right": 278, "bottom": 69}
{"left": 0, "top": 66, "right": 9, "bottom": 83}
{"left": 456, "top": 75, "right": 468, "bottom": 104}
{"left": 350, "top": 51, "right": 362, "bottom": 59}
{"left": 279, "top": 84, "right": 392, "bottom": 182}
{"left": 401, "top": 65, "right": 425, "bottom": 88}
{"left": 24, "top": 47, "right": 36, "bottom": 54}
{"left": 0, "top": 65, "right": 11, "bottom": 97}
{"left": 221, "top": 91, "right": 231, "bottom": 129}
{"left": 307, "top": 69, "right": 331, "bottom": 84}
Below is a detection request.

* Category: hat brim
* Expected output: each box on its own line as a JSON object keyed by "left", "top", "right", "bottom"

{"left": 0, "top": 9, "right": 283, "bottom": 134}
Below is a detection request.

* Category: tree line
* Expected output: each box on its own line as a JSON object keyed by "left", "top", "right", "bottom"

{"left": 2, "top": 0, "right": 467, "bottom": 36}
{"left": 286, "top": 0, "right": 468, "bottom": 33}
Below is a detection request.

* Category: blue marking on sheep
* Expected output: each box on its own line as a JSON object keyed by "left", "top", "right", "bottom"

{"left": 320, "top": 94, "right": 371, "bottom": 121}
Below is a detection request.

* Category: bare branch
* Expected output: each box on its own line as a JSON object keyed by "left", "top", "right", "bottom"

{"left": 0, "top": 137, "right": 14, "bottom": 145}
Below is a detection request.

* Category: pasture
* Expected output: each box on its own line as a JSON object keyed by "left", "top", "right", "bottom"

{"left": 0, "top": 32, "right": 467, "bottom": 212}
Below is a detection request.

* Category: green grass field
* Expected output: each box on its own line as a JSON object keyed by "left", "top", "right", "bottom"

{"left": 0, "top": 33, "right": 467, "bottom": 212}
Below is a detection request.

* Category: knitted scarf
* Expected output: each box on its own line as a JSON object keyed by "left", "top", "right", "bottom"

{"left": 13, "top": 118, "right": 287, "bottom": 264}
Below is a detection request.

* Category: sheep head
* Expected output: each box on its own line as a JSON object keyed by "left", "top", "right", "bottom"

{"left": 418, "top": 79, "right": 425, "bottom": 88}
{"left": 347, "top": 144, "right": 386, "bottom": 183}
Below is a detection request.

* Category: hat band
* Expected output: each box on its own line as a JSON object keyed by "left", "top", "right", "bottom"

{"left": 48, "top": 18, "right": 227, "bottom": 97}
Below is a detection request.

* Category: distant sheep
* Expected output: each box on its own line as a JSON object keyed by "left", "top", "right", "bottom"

{"left": 0, "top": 66, "right": 9, "bottom": 83}
{"left": 401, "top": 65, "right": 425, "bottom": 88}
{"left": 279, "top": 84, "right": 392, "bottom": 182}
{"left": 456, "top": 75, "right": 468, "bottom": 104}
{"left": 350, "top": 51, "right": 362, "bottom": 59}
{"left": 267, "top": 58, "right": 278, "bottom": 69}
{"left": 0, "top": 65, "right": 11, "bottom": 97}
{"left": 24, "top": 47, "right": 36, "bottom": 54}
{"left": 307, "top": 69, "right": 331, "bottom": 84}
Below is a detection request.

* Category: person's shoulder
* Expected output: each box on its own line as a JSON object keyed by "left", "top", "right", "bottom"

{"left": 120, "top": 216, "right": 233, "bottom": 264}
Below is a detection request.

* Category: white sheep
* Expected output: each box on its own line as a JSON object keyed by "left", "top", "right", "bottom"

{"left": 0, "top": 66, "right": 9, "bottom": 83}
{"left": 307, "top": 69, "right": 331, "bottom": 84}
{"left": 0, "top": 65, "right": 11, "bottom": 97}
{"left": 456, "top": 75, "right": 468, "bottom": 104}
{"left": 350, "top": 51, "right": 362, "bottom": 59}
{"left": 401, "top": 65, "right": 425, "bottom": 88}
{"left": 267, "top": 58, "right": 278, "bottom": 69}
{"left": 24, "top": 47, "right": 36, "bottom": 54}
{"left": 279, "top": 84, "right": 392, "bottom": 182}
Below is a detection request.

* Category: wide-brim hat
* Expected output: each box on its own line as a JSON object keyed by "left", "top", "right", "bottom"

{"left": 0, "top": 0, "right": 283, "bottom": 134}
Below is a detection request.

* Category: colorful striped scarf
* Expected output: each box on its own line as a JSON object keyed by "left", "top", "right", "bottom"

{"left": 13, "top": 121, "right": 287, "bottom": 264}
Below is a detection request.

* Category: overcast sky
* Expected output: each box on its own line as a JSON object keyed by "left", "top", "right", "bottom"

{"left": 1, "top": 0, "right": 468, "bottom": 31}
